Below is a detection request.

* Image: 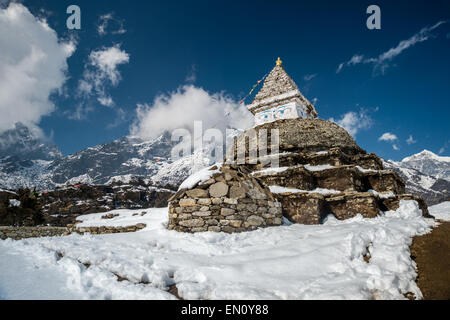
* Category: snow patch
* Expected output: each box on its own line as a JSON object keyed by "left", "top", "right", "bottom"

{"left": 356, "top": 166, "right": 377, "bottom": 173}
{"left": 269, "top": 186, "right": 341, "bottom": 195}
{"left": 429, "top": 201, "right": 450, "bottom": 221}
{"left": 367, "top": 190, "right": 396, "bottom": 199}
{"left": 65, "top": 174, "right": 93, "bottom": 185}
{"left": 304, "top": 164, "right": 334, "bottom": 171}
{"left": 8, "top": 199, "right": 20, "bottom": 207}
{"left": 252, "top": 166, "right": 290, "bottom": 176}
{"left": 178, "top": 163, "right": 222, "bottom": 190}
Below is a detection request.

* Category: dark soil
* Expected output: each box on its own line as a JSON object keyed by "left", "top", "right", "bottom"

{"left": 410, "top": 221, "right": 450, "bottom": 300}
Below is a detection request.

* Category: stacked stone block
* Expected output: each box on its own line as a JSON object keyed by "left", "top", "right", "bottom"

{"left": 168, "top": 165, "right": 282, "bottom": 233}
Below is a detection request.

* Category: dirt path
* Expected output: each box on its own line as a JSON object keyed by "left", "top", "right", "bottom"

{"left": 410, "top": 221, "right": 450, "bottom": 300}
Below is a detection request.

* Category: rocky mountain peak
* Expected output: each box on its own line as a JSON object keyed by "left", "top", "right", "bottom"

{"left": 0, "top": 122, "right": 62, "bottom": 161}
{"left": 400, "top": 149, "right": 450, "bottom": 182}
{"left": 402, "top": 150, "right": 450, "bottom": 163}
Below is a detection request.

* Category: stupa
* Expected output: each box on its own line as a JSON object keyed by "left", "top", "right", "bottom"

{"left": 247, "top": 57, "right": 318, "bottom": 126}
{"left": 168, "top": 58, "right": 430, "bottom": 233}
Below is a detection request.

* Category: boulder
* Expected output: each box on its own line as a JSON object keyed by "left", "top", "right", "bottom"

{"left": 209, "top": 182, "right": 229, "bottom": 198}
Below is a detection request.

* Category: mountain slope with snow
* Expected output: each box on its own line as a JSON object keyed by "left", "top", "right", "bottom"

{"left": 383, "top": 150, "right": 450, "bottom": 205}
{"left": 0, "top": 124, "right": 241, "bottom": 191}
{"left": 0, "top": 123, "right": 62, "bottom": 190}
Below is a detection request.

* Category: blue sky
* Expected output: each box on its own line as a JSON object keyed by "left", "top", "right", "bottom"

{"left": 1, "top": 0, "right": 450, "bottom": 160}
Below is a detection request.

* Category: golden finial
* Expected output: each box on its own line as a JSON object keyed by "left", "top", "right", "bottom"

{"left": 276, "top": 57, "right": 283, "bottom": 66}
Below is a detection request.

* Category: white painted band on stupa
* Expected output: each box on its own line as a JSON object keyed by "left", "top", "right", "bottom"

{"left": 247, "top": 89, "right": 301, "bottom": 111}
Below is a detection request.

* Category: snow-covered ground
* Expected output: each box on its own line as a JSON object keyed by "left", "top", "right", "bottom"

{"left": 429, "top": 201, "right": 450, "bottom": 221}
{"left": 0, "top": 200, "right": 443, "bottom": 300}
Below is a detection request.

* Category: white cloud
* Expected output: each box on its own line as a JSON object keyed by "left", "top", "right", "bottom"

{"left": 336, "top": 55, "right": 364, "bottom": 73}
{"left": 406, "top": 135, "right": 417, "bottom": 145}
{"left": 438, "top": 140, "right": 450, "bottom": 155}
{"left": 337, "top": 21, "right": 448, "bottom": 75}
{"left": 68, "top": 103, "right": 94, "bottom": 121}
{"left": 78, "top": 44, "right": 129, "bottom": 108}
{"left": 393, "top": 144, "right": 400, "bottom": 151}
{"left": 378, "top": 132, "right": 398, "bottom": 142}
{"left": 0, "top": 3, "right": 75, "bottom": 134}
{"left": 303, "top": 74, "right": 317, "bottom": 81}
{"left": 97, "top": 13, "right": 126, "bottom": 36}
{"left": 185, "top": 64, "right": 197, "bottom": 83}
{"left": 130, "top": 85, "right": 254, "bottom": 140}
{"left": 107, "top": 107, "right": 127, "bottom": 129}
{"left": 329, "top": 109, "right": 373, "bottom": 136}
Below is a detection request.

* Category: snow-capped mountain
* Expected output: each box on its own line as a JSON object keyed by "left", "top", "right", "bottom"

{"left": 0, "top": 123, "right": 241, "bottom": 191}
{"left": 383, "top": 150, "right": 450, "bottom": 205}
{"left": 0, "top": 123, "right": 61, "bottom": 190}
{"left": 400, "top": 150, "right": 450, "bottom": 181}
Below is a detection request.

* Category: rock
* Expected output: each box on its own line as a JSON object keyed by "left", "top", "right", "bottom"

{"left": 186, "top": 188, "right": 209, "bottom": 199}
{"left": 222, "top": 226, "right": 236, "bottom": 234}
{"left": 197, "top": 198, "right": 212, "bottom": 205}
{"left": 247, "top": 215, "right": 265, "bottom": 227}
{"left": 209, "top": 182, "right": 229, "bottom": 198}
{"left": 175, "top": 207, "right": 183, "bottom": 214}
{"left": 179, "top": 199, "right": 196, "bottom": 207}
{"left": 230, "top": 220, "right": 242, "bottom": 228}
{"left": 193, "top": 211, "right": 211, "bottom": 217}
{"left": 273, "top": 217, "right": 282, "bottom": 225}
{"left": 201, "top": 178, "right": 216, "bottom": 186}
{"left": 221, "top": 208, "right": 235, "bottom": 216}
{"left": 223, "top": 198, "right": 238, "bottom": 205}
{"left": 206, "top": 219, "right": 219, "bottom": 226}
{"left": 229, "top": 185, "right": 246, "bottom": 199}
{"left": 178, "top": 213, "right": 192, "bottom": 220}
{"left": 179, "top": 219, "right": 205, "bottom": 228}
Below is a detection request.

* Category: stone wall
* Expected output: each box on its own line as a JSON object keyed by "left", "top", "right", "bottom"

{"left": 0, "top": 223, "right": 149, "bottom": 240}
{"left": 68, "top": 223, "right": 147, "bottom": 235}
{"left": 168, "top": 165, "right": 283, "bottom": 233}
{"left": 0, "top": 226, "right": 69, "bottom": 240}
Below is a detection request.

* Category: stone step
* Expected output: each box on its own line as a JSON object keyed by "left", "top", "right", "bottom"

{"left": 253, "top": 164, "right": 405, "bottom": 194}
{"left": 253, "top": 165, "right": 315, "bottom": 190}
{"left": 274, "top": 191, "right": 428, "bottom": 225}
{"left": 237, "top": 147, "right": 383, "bottom": 171}
{"left": 380, "top": 194, "right": 430, "bottom": 217}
